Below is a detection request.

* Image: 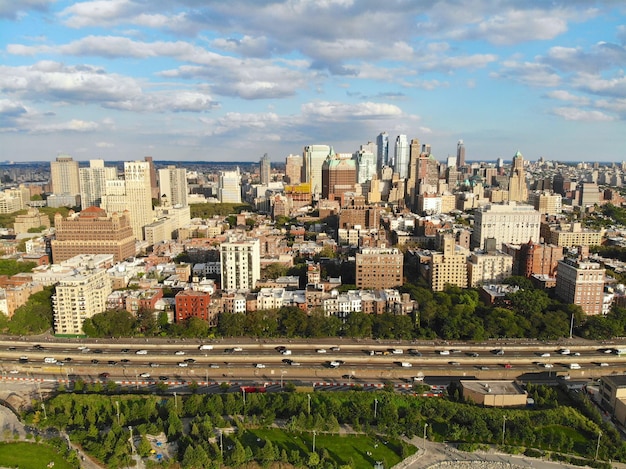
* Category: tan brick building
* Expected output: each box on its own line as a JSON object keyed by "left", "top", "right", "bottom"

{"left": 355, "top": 247, "right": 403, "bottom": 289}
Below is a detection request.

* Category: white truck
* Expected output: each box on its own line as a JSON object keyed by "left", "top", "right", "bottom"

{"left": 199, "top": 345, "right": 214, "bottom": 350}
{"left": 400, "top": 362, "right": 412, "bottom": 368}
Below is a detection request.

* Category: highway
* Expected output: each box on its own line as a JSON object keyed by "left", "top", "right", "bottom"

{"left": 1, "top": 337, "right": 626, "bottom": 386}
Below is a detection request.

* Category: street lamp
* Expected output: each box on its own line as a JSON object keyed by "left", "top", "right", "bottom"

{"left": 116, "top": 401, "right": 120, "bottom": 425}
{"left": 423, "top": 423, "right": 428, "bottom": 451}
{"left": 173, "top": 392, "right": 177, "bottom": 411}
{"left": 242, "top": 388, "right": 246, "bottom": 407}
{"left": 41, "top": 402, "right": 47, "bottom": 420}
{"left": 280, "top": 370, "right": 287, "bottom": 388}
{"left": 595, "top": 431, "right": 602, "bottom": 460}
{"left": 502, "top": 415, "right": 507, "bottom": 446}
{"left": 374, "top": 398, "right": 378, "bottom": 419}
{"left": 307, "top": 394, "right": 311, "bottom": 415}
{"left": 312, "top": 430, "right": 316, "bottom": 453}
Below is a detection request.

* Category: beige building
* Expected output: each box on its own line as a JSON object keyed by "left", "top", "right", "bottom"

{"left": 544, "top": 222, "right": 603, "bottom": 248}
{"left": 555, "top": 257, "right": 605, "bottom": 315}
{"left": 461, "top": 380, "right": 527, "bottom": 407}
{"left": 79, "top": 159, "right": 117, "bottom": 210}
{"left": 0, "top": 188, "right": 25, "bottom": 214}
{"left": 220, "top": 239, "right": 261, "bottom": 291}
{"left": 530, "top": 191, "right": 562, "bottom": 215}
{"left": 50, "top": 155, "right": 80, "bottom": 196}
{"left": 355, "top": 247, "right": 403, "bottom": 289}
{"left": 467, "top": 251, "right": 513, "bottom": 288}
{"left": 429, "top": 235, "right": 469, "bottom": 291}
{"left": 472, "top": 202, "right": 541, "bottom": 250}
{"left": 53, "top": 267, "right": 112, "bottom": 335}
{"left": 13, "top": 207, "right": 50, "bottom": 234}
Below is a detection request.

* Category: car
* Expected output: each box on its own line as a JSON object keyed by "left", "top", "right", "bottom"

{"left": 573, "top": 352, "right": 581, "bottom": 356}
{"left": 599, "top": 362, "right": 609, "bottom": 367}
{"left": 282, "top": 358, "right": 293, "bottom": 364}
{"left": 540, "top": 352, "right": 551, "bottom": 357}
{"left": 280, "top": 349, "right": 292, "bottom": 355}
{"left": 233, "top": 347, "right": 243, "bottom": 352}
{"left": 19, "top": 356, "right": 28, "bottom": 363}
{"left": 439, "top": 350, "right": 450, "bottom": 355}
{"left": 175, "top": 351, "right": 185, "bottom": 355}
{"left": 120, "top": 348, "right": 130, "bottom": 353}
{"left": 184, "top": 358, "right": 196, "bottom": 364}
{"left": 9, "top": 369, "right": 19, "bottom": 374}
{"left": 329, "top": 361, "right": 341, "bottom": 368}
{"left": 449, "top": 361, "right": 461, "bottom": 366}
{"left": 400, "top": 362, "right": 412, "bottom": 368}
{"left": 99, "top": 372, "right": 110, "bottom": 379}
{"left": 223, "top": 348, "right": 234, "bottom": 353}
{"left": 93, "top": 349, "right": 103, "bottom": 354}
{"left": 108, "top": 360, "right": 117, "bottom": 365}
{"left": 80, "top": 348, "right": 90, "bottom": 353}
{"left": 139, "top": 373, "right": 151, "bottom": 378}
{"left": 64, "top": 357, "right": 72, "bottom": 362}
{"left": 408, "top": 349, "right": 422, "bottom": 356}
{"left": 159, "top": 376, "right": 169, "bottom": 381}
{"left": 543, "top": 363, "right": 554, "bottom": 368}
{"left": 77, "top": 345, "right": 88, "bottom": 350}
{"left": 121, "top": 359, "right": 130, "bottom": 363}
{"left": 558, "top": 348, "right": 571, "bottom": 355}
{"left": 316, "top": 349, "right": 327, "bottom": 354}
{"left": 149, "top": 362, "right": 159, "bottom": 368}
{"left": 390, "top": 349, "right": 403, "bottom": 354}
{"left": 479, "top": 366, "right": 490, "bottom": 370}
{"left": 43, "top": 357, "right": 57, "bottom": 363}
{"left": 289, "top": 361, "right": 301, "bottom": 366}
{"left": 469, "top": 352, "right": 480, "bottom": 357}
{"left": 209, "top": 364, "right": 220, "bottom": 368}
{"left": 33, "top": 344, "right": 44, "bottom": 350}
{"left": 330, "top": 346, "right": 341, "bottom": 352}
{"left": 136, "top": 350, "right": 148, "bottom": 355}
{"left": 178, "top": 362, "right": 188, "bottom": 367}
{"left": 91, "top": 359, "right": 99, "bottom": 364}
{"left": 7, "top": 346, "right": 16, "bottom": 351}
{"left": 275, "top": 346, "right": 287, "bottom": 352}
{"left": 504, "top": 363, "right": 512, "bottom": 369}
{"left": 451, "top": 349, "right": 462, "bottom": 354}
{"left": 495, "top": 349, "right": 505, "bottom": 356}
{"left": 255, "top": 364, "right": 266, "bottom": 368}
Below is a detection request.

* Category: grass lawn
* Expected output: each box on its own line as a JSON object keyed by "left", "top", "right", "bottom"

{"left": 536, "top": 425, "right": 589, "bottom": 453}
{"left": 241, "top": 428, "right": 416, "bottom": 467}
{"left": 0, "top": 442, "right": 75, "bottom": 469}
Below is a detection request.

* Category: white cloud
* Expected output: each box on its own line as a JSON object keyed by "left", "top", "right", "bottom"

{"left": 571, "top": 72, "right": 626, "bottom": 98}
{"left": 551, "top": 107, "right": 615, "bottom": 121}
{"left": 96, "top": 141, "right": 115, "bottom": 148}
{"left": 492, "top": 61, "right": 561, "bottom": 87}
{"left": 31, "top": 119, "right": 100, "bottom": 133}
{"left": 301, "top": 101, "right": 403, "bottom": 121}
{"left": 545, "top": 90, "right": 590, "bottom": 105}
{"left": 0, "top": 0, "right": 52, "bottom": 19}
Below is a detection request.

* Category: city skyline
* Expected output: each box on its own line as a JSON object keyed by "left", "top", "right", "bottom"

{"left": 1, "top": 1, "right": 626, "bottom": 163}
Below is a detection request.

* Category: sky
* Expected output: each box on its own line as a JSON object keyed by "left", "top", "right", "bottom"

{"left": 1, "top": 1, "right": 626, "bottom": 164}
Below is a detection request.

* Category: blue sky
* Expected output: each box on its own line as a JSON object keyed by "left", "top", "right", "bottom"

{"left": 1, "top": 0, "right": 625, "bottom": 164}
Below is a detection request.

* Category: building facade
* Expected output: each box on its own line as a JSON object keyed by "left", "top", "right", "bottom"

{"left": 472, "top": 202, "right": 541, "bottom": 250}
{"left": 355, "top": 247, "right": 403, "bottom": 289}
{"left": 555, "top": 258, "right": 605, "bottom": 315}
{"left": 220, "top": 239, "right": 261, "bottom": 291}
{"left": 50, "top": 155, "right": 80, "bottom": 196}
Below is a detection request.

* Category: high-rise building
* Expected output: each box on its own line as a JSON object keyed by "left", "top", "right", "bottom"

{"left": 555, "top": 257, "right": 605, "bottom": 315}
{"left": 302, "top": 145, "right": 332, "bottom": 196}
{"left": 285, "top": 154, "right": 303, "bottom": 184}
{"left": 467, "top": 251, "right": 513, "bottom": 287}
{"left": 508, "top": 151, "right": 528, "bottom": 202}
{"left": 322, "top": 156, "right": 357, "bottom": 201}
{"left": 529, "top": 191, "right": 562, "bottom": 215}
{"left": 52, "top": 267, "right": 112, "bottom": 335}
{"left": 578, "top": 182, "right": 601, "bottom": 207}
{"left": 158, "top": 165, "right": 188, "bottom": 207}
{"left": 124, "top": 161, "right": 154, "bottom": 240}
{"left": 51, "top": 208, "right": 136, "bottom": 263}
{"left": 394, "top": 134, "right": 409, "bottom": 179}
{"left": 259, "top": 153, "right": 271, "bottom": 185}
{"left": 456, "top": 140, "right": 466, "bottom": 168}
{"left": 144, "top": 156, "right": 159, "bottom": 200}
{"left": 220, "top": 239, "right": 261, "bottom": 291}
{"left": 376, "top": 132, "right": 389, "bottom": 172}
{"left": 472, "top": 202, "right": 541, "bottom": 250}
{"left": 356, "top": 142, "right": 377, "bottom": 184}
{"left": 355, "top": 247, "right": 403, "bottom": 289}
{"left": 429, "top": 234, "right": 469, "bottom": 291}
{"left": 405, "top": 138, "right": 421, "bottom": 210}
{"left": 218, "top": 168, "right": 242, "bottom": 203}
{"left": 50, "top": 155, "right": 80, "bottom": 196}
{"left": 79, "top": 160, "right": 117, "bottom": 210}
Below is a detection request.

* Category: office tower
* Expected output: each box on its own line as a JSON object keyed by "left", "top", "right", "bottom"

{"left": 220, "top": 239, "right": 261, "bottom": 291}
{"left": 416, "top": 153, "right": 440, "bottom": 193}
{"left": 158, "top": 165, "right": 188, "bottom": 207}
{"left": 508, "top": 150, "right": 528, "bottom": 202}
{"left": 218, "top": 168, "right": 242, "bottom": 203}
{"left": 394, "top": 134, "right": 409, "bottom": 179}
{"left": 356, "top": 142, "right": 377, "bottom": 184}
{"left": 50, "top": 155, "right": 80, "bottom": 195}
{"left": 405, "top": 138, "right": 421, "bottom": 209}
{"left": 302, "top": 145, "right": 332, "bottom": 196}
{"left": 322, "top": 155, "right": 357, "bottom": 201}
{"left": 578, "top": 182, "right": 601, "bottom": 207}
{"left": 79, "top": 160, "right": 117, "bottom": 210}
{"left": 259, "top": 153, "right": 271, "bottom": 185}
{"left": 555, "top": 258, "right": 605, "bottom": 315}
{"left": 144, "top": 156, "right": 159, "bottom": 200}
{"left": 51, "top": 208, "right": 136, "bottom": 263}
{"left": 472, "top": 202, "right": 541, "bottom": 250}
{"left": 285, "top": 154, "right": 303, "bottom": 184}
{"left": 456, "top": 140, "right": 466, "bottom": 168}
{"left": 124, "top": 161, "right": 154, "bottom": 240}
{"left": 355, "top": 247, "right": 403, "bottom": 289}
{"left": 53, "top": 267, "right": 112, "bottom": 335}
{"left": 376, "top": 132, "right": 389, "bottom": 172}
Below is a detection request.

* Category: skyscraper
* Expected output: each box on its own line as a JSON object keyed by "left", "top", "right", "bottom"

{"left": 260, "top": 153, "right": 271, "bottom": 185}
{"left": 394, "top": 134, "right": 409, "bottom": 179}
{"left": 218, "top": 168, "right": 242, "bottom": 203}
{"left": 285, "top": 154, "right": 303, "bottom": 184}
{"left": 124, "top": 161, "right": 154, "bottom": 240}
{"left": 376, "top": 132, "right": 389, "bottom": 172}
{"left": 79, "top": 160, "right": 117, "bottom": 210}
{"left": 456, "top": 140, "right": 466, "bottom": 168}
{"left": 144, "top": 156, "right": 159, "bottom": 200}
{"left": 356, "top": 142, "right": 377, "bottom": 184}
{"left": 158, "top": 166, "right": 188, "bottom": 207}
{"left": 302, "top": 144, "right": 331, "bottom": 196}
{"left": 50, "top": 155, "right": 80, "bottom": 195}
{"left": 508, "top": 150, "right": 528, "bottom": 202}
{"left": 406, "top": 138, "right": 421, "bottom": 209}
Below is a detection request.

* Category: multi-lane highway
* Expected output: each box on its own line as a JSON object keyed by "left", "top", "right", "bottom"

{"left": 1, "top": 337, "right": 626, "bottom": 385}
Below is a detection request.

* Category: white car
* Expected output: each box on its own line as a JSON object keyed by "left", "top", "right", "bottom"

{"left": 178, "top": 362, "right": 188, "bottom": 367}
{"left": 136, "top": 350, "right": 148, "bottom": 355}
{"left": 139, "top": 373, "right": 150, "bottom": 378}
{"left": 329, "top": 361, "right": 341, "bottom": 368}
{"left": 255, "top": 364, "right": 266, "bottom": 368}
{"left": 316, "top": 349, "right": 326, "bottom": 354}
{"left": 542, "top": 363, "right": 554, "bottom": 368}
{"left": 175, "top": 351, "right": 185, "bottom": 355}
{"left": 391, "top": 349, "right": 403, "bottom": 355}
{"left": 540, "top": 352, "right": 551, "bottom": 357}
{"left": 77, "top": 345, "right": 88, "bottom": 350}
{"left": 281, "top": 349, "right": 292, "bottom": 355}
{"left": 9, "top": 369, "right": 19, "bottom": 374}
{"left": 233, "top": 347, "right": 243, "bottom": 352}
{"left": 439, "top": 350, "right": 450, "bottom": 355}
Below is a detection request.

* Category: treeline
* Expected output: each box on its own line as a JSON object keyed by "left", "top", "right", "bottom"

{"left": 27, "top": 385, "right": 622, "bottom": 468}
{"left": 190, "top": 203, "right": 253, "bottom": 219}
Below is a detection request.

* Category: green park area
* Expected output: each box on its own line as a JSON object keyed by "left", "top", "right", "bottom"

{"left": 0, "top": 441, "right": 77, "bottom": 469}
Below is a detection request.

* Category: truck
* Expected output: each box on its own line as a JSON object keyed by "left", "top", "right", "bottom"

{"left": 614, "top": 348, "right": 626, "bottom": 356}
{"left": 568, "top": 363, "right": 581, "bottom": 369}
{"left": 400, "top": 362, "right": 412, "bottom": 368}
{"left": 199, "top": 344, "right": 214, "bottom": 350}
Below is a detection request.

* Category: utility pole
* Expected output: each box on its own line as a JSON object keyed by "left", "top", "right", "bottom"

{"left": 570, "top": 313, "right": 574, "bottom": 339}
{"left": 596, "top": 431, "right": 602, "bottom": 460}
{"left": 173, "top": 392, "right": 177, "bottom": 411}
{"left": 312, "top": 430, "right": 316, "bottom": 453}
{"left": 374, "top": 398, "right": 378, "bottom": 419}
{"left": 502, "top": 415, "right": 507, "bottom": 446}
{"left": 116, "top": 401, "right": 120, "bottom": 425}
{"left": 307, "top": 394, "right": 311, "bottom": 415}
{"left": 423, "top": 423, "right": 428, "bottom": 451}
